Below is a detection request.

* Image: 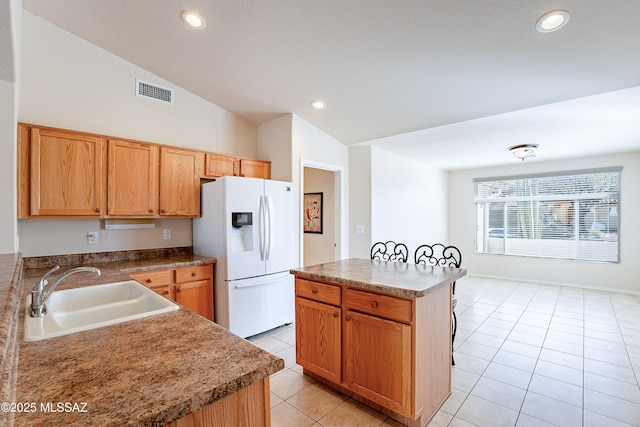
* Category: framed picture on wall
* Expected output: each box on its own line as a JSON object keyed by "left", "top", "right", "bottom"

{"left": 303, "top": 192, "right": 323, "bottom": 234}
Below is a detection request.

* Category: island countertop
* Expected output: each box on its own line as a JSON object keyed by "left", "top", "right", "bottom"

{"left": 290, "top": 258, "right": 467, "bottom": 298}
{"left": 4, "top": 253, "right": 284, "bottom": 426}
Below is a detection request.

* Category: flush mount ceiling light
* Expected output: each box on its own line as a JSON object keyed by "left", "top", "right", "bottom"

{"left": 536, "top": 10, "right": 570, "bottom": 33}
{"left": 310, "top": 100, "right": 327, "bottom": 110}
{"left": 181, "top": 10, "right": 206, "bottom": 29}
{"left": 509, "top": 144, "right": 539, "bottom": 161}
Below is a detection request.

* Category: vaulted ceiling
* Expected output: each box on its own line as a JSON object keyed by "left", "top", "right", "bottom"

{"left": 22, "top": 0, "right": 640, "bottom": 169}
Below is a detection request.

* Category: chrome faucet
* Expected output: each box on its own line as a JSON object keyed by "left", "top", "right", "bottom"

{"left": 30, "top": 266, "right": 102, "bottom": 317}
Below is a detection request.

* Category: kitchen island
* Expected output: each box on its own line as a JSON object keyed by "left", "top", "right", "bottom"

{"left": 0, "top": 250, "right": 283, "bottom": 426}
{"left": 291, "top": 258, "right": 467, "bottom": 427}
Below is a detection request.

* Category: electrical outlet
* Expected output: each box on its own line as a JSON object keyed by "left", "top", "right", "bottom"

{"left": 87, "top": 231, "right": 99, "bottom": 244}
{"left": 163, "top": 229, "right": 172, "bottom": 240}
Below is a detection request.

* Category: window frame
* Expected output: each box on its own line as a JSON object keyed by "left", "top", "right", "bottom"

{"left": 474, "top": 167, "right": 621, "bottom": 263}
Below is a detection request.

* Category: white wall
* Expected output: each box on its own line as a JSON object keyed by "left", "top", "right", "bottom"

{"left": 303, "top": 167, "right": 336, "bottom": 265}
{"left": 449, "top": 151, "right": 640, "bottom": 292}
{"left": 370, "top": 147, "right": 448, "bottom": 258}
{"left": 15, "top": 12, "right": 259, "bottom": 257}
{"left": 292, "top": 115, "right": 349, "bottom": 264}
{"left": 256, "top": 114, "right": 292, "bottom": 182}
{"left": 348, "top": 146, "right": 373, "bottom": 259}
{"left": 258, "top": 114, "right": 349, "bottom": 266}
{"left": 0, "top": 0, "right": 20, "bottom": 254}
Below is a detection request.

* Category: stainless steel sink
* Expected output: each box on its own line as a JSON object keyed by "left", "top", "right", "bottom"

{"left": 24, "top": 280, "right": 178, "bottom": 341}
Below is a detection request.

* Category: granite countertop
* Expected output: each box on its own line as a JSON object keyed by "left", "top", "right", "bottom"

{"left": 291, "top": 258, "right": 467, "bottom": 298}
{"left": 1, "top": 252, "right": 284, "bottom": 426}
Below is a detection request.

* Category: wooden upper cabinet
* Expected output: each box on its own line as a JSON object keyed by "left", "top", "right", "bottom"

{"left": 29, "top": 127, "right": 106, "bottom": 217}
{"left": 204, "top": 153, "right": 239, "bottom": 178}
{"left": 107, "top": 139, "right": 158, "bottom": 216}
{"left": 239, "top": 159, "right": 271, "bottom": 179}
{"left": 18, "top": 123, "right": 272, "bottom": 219}
{"left": 159, "top": 146, "right": 202, "bottom": 217}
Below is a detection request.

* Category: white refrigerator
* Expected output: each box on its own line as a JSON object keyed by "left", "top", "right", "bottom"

{"left": 193, "top": 176, "right": 295, "bottom": 338}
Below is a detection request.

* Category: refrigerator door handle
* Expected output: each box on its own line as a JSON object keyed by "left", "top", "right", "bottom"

{"left": 259, "top": 195, "right": 266, "bottom": 261}
{"left": 234, "top": 276, "right": 285, "bottom": 288}
{"left": 265, "top": 195, "right": 272, "bottom": 260}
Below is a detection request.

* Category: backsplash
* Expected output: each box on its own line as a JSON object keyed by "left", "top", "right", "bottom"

{"left": 23, "top": 247, "right": 194, "bottom": 269}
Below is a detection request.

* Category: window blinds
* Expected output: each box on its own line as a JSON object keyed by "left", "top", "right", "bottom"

{"left": 474, "top": 168, "right": 621, "bottom": 262}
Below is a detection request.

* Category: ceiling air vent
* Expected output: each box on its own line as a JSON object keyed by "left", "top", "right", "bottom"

{"left": 136, "top": 79, "right": 174, "bottom": 105}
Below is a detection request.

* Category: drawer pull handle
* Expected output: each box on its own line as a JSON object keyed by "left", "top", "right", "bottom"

{"left": 311, "top": 288, "right": 318, "bottom": 294}
{"left": 371, "top": 301, "right": 378, "bottom": 308}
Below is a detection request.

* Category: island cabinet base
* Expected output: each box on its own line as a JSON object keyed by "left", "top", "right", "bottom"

{"left": 167, "top": 378, "right": 271, "bottom": 427}
{"left": 304, "top": 369, "right": 450, "bottom": 427}
{"left": 295, "top": 275, "right": 452, "bottom": 427}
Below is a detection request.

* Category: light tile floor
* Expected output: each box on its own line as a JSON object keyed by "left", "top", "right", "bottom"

{"left": 247, "top": 276, "right": 640, "bottom": 426}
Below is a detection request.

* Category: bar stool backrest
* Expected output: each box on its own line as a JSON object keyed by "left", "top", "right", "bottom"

{"left": 370, "top": 241, "right": 409, "bottom": 263}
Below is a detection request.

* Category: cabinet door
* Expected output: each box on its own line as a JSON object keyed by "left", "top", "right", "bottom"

{"left": 295, "top": 297, "right": 341, "bottom": 383}
{"left": 159, "top": 147, "right": 202, "bottom": 216}
{"left": 344, "top": 310, "right": 412, "bottom": 416}
{"left": 107, "top": 139, "right": 158, "bottom": 216}
{"left": 175, "top": 279, "right": 214, "bottom": 321}
{"left": 239, "top": 159, "right": 271, "bottom": 179}
{"left": 204, "top": 153, "right": 239, "bottom": 178}
{"left": 30, "top": 127, "right": 105, "bottom": 216}
{"left": 129, "top": 270, "right": 173, "bottom": 299}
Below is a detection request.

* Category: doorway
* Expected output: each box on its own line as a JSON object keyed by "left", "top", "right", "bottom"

{"left": 300, "top": 161, "right": 344, "bottom": 266}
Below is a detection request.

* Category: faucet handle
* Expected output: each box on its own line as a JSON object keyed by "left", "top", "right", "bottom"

{"left": 33, "top": 265, "right": 61, "bottom": 290}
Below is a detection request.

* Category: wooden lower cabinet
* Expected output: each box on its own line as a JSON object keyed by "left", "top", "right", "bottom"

{"left": 344, "top": 310, "right": 412, "bottom": 415}
{"left": 294, "top": 277, "right": 451, "bottom": 427}
{"left": 130, "top": 265, "right": 214, "bottom": 321}
{"left": 167, "top": 377, "right": 271, "bottom": 427}
{"left": 175, "top": 280, "right": 213, "bottom": 321}
{"left": 295, "top": 297, "right": 341, "bottom": 384}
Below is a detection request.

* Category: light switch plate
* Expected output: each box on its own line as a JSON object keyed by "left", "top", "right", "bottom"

{"left": 163, "top": 229, "right": 172, "bottom": 240}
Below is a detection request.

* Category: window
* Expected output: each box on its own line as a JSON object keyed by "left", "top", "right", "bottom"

{"left": 475, "top": 168, "right": 621, "bottom": 262}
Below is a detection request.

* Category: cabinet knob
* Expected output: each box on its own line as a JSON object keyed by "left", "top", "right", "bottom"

{"left": 333, "top": 312, "right": 339, "bottom": 318}
{"left": 311, "top": 288, "right": 318, "bottom": 294}
{"left": 160, "top": 209, "right": 166, "bottom": 214}
{"left": 162, "top": 290, "right": 169, "bottom": 296}
{"left": 146, "top": 279, "right": 152, "bottom": 283}
{"left": 176, "top": 287, "right": 182, "bottom": 292}
{"left": 148, "top": 209, "right": 154, "bottom": 214}
{"left": 371, "top": 301, "right": 378, "bottom": 308}
{"left": 345, "top": 315, "right": 351, "bottom": 321}
{"left": 94, "top": 208, "right": 101, "bottom": 213}
{"left": 191, "top": 272, "right": 197, "bottom": 277}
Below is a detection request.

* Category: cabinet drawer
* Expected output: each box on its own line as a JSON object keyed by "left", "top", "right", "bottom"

{"left": 129, "top": 269, "right": 172, "bottom": 287}
{"left": 296, "top": 279, "right": 341, "bottom": 306}
{"left": 175, "top": 264, "right": 212, "bottom": 283}
{"left": 345, "top": 289, "right": 412, "bottom": 324}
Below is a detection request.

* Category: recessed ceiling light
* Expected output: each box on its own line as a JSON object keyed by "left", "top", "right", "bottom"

{"left": 181, "top": 10, "right": 206, "bottom": 29}
{"left": 310, "top": 100, "right": 327, "bottom": 110}
{"left": 536, "top": 10, "right": 570, "bottom": 33}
